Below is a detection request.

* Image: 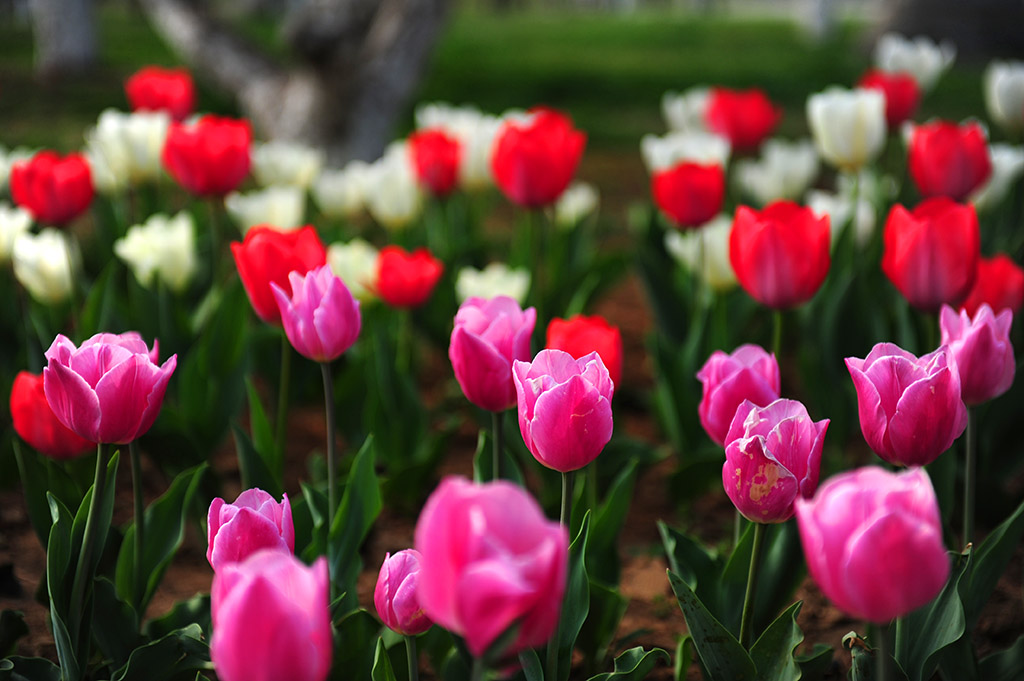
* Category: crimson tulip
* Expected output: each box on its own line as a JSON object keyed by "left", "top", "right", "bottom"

{"left": 491, "top": 108, "right": 586, "bottom": 208}
{"left": 545, "top": 314, "right": 623, "bottom": 388}
{"left": 231, "top": 225, "right": 327, "bottom": 324}
{"left": 704, "top": 87, "right": 781, "bottom": 153}
{"left": 163, "top": 115, "right": 251, "bottom": 197}
{"left": 124, "top": 65, "right": 195, "bottom": 121}
{"left": 409, "top": 128, "right": 462, "bottom": 197}
{"left": 10, "top": 151, "right": 94, "bottom": 226}
{"left": 908, "top": 120, "right": 992, "bottom": 201}
{"left": 10, "top": 371, "right": 93, "bottom": 460}
{"left": 375, "top": 245, "right": 444, "bottom": 309}
{"left": 651, "top": 161, "right": 725, "bottom": 229}
{"left": 960, "top": 254, "right": 1024, "bottom": 316}
{"left": 857, "top": 69, "right": 921, "bottom": 127}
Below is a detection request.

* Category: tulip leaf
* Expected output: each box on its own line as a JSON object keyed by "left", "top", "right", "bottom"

{"left": 333, "top": 609, "right": 380, "bottom": 681}
{"left": 749, "top": 601, "right": 802, "bottom": 681}
{"left": 673, "top": 636, "right": 693, "bottom": 681}
{"left": 329, "top": 436, "right": 382, "bottom": 615}
{"left": 587, "top": 460, "right": 637, "bottom": 586}
{"left": 795, "top": 644, "right": 834, "bottom": 681}
{"left": 0, "top": 611, "right": 28, "bottom": 657}
{"left": 78, "top": 263, "right": 118, "bottom": 340}
{"left": 245, "top": 378, "right": 281, "bottom": 487}
{"left": 0, "top": 656, "right": 61, "bottom": 681}
{"left": 978, "top": 633, "right": 1024, "bottom": 681}
{"left": 110, "top": 623, "right": 211, "bottom": 681}
{"left": 472, "top": 420, "right": 525, "bottom": 487}
{"left": 143, "top": 594, "right": 211, "bottom": 642}
{"left": 300, "top": 481, "right": 328, "bottom": 560}
{"left": 587, "top": 646, "right": 670, "bottom": 681}
{"left": 91, "top": 577, "right": 140, "bottom": 668}
{"left": 44, "top": 494, "right": 79, "bottom": 681}
{"left": 518, "top": 648, "right": 543, "bottom": 681}
{"left": 555, "top": 512, "right": 591, "bottom": 681}
{"left": 962, "top": 496, "right": 1024, "bottom": 628}
{"left": 667, "top": 570, "right": 756, "bottom": 681}
{"left": 576, "top": 579, "right": 628, "bottom": 671}
{"left": 231, "top": 424, "right": 279, "bottom": 499}
{"left": 372, "top": 639, "right": 399, "bottom": 681}
{"left": 658, "top": 521, "right": 723, "bottom": 614}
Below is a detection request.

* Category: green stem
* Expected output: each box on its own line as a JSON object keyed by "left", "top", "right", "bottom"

{"left": 771, "top": 309, "right": 783, "bottom": 359}
{"left": 491, "top": 410, "right": 503, "bottom": 481}
{"left": 547, "top": 470, "right": 576, "bottom": 681}
{"left": 208, "top": 198, "right": 223, "bottom": 283}
{"left": 963, "top": 406, "right": 977, "bottom": 548}
{"left": 529, "top": 209, "right": 545, "bottom": 329}
{"left": 470, "top": 656, "right": 486, "bottom": 681}
{"left": 275, "top": 331, "right": 292, "bottom": 475}
{"left": 69, "top": 443, "right": 111, "bottom": 651}
{"left": 733, "top": 510, "right": 743, "bottom": 548}
{"left": 405, "top": 635, "right": 419, "bottom": 681}
{"left": 587, "top": 461, "right": 598, "bottom": 516}
{"left": 321, "top": 362, "right": 338, "bottom": 525}
{"left": 396, "top": 309, "right": 412, "bottom": 375}
{"left": 877, "top": 620, "right": 893, "bottom": 681}
{"left": 129, "top": 439, "right": 145, "bottom": 617}
{"left": 738, "top": 522, "right": 768, "bottom": 649}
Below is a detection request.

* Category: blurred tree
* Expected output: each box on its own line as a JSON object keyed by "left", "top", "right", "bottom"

{"left": 29, "top": 0, "right": 97, "bottom": 78}
{"left": 137, "top": 0, "right": 451, "bottom": 163}
{"left": 882, "top": 0, "right": 1024, "bottom": 58}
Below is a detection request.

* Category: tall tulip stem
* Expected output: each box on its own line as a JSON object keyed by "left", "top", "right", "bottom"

{"left": 772, "top": 310, "right": 783, "bottom": 359}
{"left": 405, "top": 635, "right": 419, "bottom": 681}
{"left": 491, "top": 410, "right": 503, "bottom": 481}
{"left": 69, "top": 442, "right": 112, "bottom": 650}
{"left": 275, "top": 332, "right": 292, "bottom": 471}
{"left": 470, "top": 656, "right": 486, "bottom": 681}
{"left": 321, "top": 362, "right": 338, "bottom": 525}
{"left": 129, "top": 439, "right": 145, "bottom": 616}
{"left": 546, "top": 469, "right": 576, "bottom": 681}
{"left": 963, "top": 406, "right": 977, "bottom": 547}
{"left": 877, "top": 620, "right": 893, "bottom": 681}
{"left": 738, "top": 521, "right": 768, "bottom": 649}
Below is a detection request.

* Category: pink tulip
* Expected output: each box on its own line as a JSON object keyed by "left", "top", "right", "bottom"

{"left": 795, "top": 466, "right": 950, "bottom": 623}
{"left": 207, "top": 488, "right": 295, "bottom": 572}
{"left": 414, "top": 477, "right": 568, "bottom": 658}
{"left": 940, "top": 304, "right": 1015, "bottom": 405}
{"left": 846, "top": 342, "right": 967, "bottom": 467}
{"left": 723, "top": 399, "right": 828, "bottom": 523}
{"left": 449, "top": 296, "right": 536, "bottom": 412}
{"left": 512, "top": 349, "right": 614, "bottom": 472}
{"left": 271, "top": 264, "right": 361, "bottom": 363}
{"left": 696, "top": 344, "right": 781, "bottom": 447}
{"left": 211, "top": 550, "right": 331, "bottom": 681}
{"left": 43, "top": 332, "right": 176, "bottom": 444}
{"left": 374, "top": 549, "right": 433, "bottom": 636}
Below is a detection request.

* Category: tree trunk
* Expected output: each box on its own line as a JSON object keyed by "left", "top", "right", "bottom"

{"left": 28, "top": 0, "right": 97, "bottom": 79}
{"left": 881, "top": 0, "right": 1024, "bottom": 60}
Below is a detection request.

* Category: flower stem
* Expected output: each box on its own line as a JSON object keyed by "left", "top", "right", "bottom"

{"left": 129, "top": 439, "right": 145, "bottom": 617}
{"left": 772, "top": 310, "right": 783, "bottom": 359}
{"left": 405, "top": 635, "right": 419, "bottom": 681}
{"left": 470, "top": 656, "right": 486, "bottom": 681}
{"left": 275, "top": 331, "right": 292, "bottom": 475}
{"left": 491, "top": 410, "right": 503, "bottom": 481}
{"left": 738, "top": 521, "right": 768, "bottom": 649}
{"left": 547, "top": 469, "right": 576, "bottom": 681}
{"left": 876, "top": 620, "right": 893, "bottom": 681}
{"left": 321, "top": 362, "right": 337, "bottom": 525}
{"left": 69, "top": 442, "right": 112, "bottom": 651}
{"left": 963, "top": 406, "right": 977, "bottom": 548}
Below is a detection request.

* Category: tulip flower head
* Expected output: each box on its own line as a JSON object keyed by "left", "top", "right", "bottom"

{"left": 409, "top": 128, "right": 462, "bottom": 197}
{"left": 664, "top": 213, "right": 737, "bottom": 291}
{"left": 455, "top": 262, "right": 530, "bottom": 304}
{"left": 661, "top": 86, "right": 711, "bottom": 134}
{"left": 0, "top": 202, "right": 31, "bottom": 263}
{"left": 327, "top": 238, "right": 379, "bottom": 302}
{"left": 85, "top": 109, "right": 170, "bottom": 194}
{"left": 874, "top": 33, "right": 955, "bottom": 92}
{"left": 10, "top": 371, "right": 93, "bottom": 460}
{"left": 272, "top": 264, "right": 361, "bottom": 363}
{"left": 362, "top": 142, "right": 425, "bottom": 230}
{"left": 554, "top": 181, "right": 599, "bottom": 228}
{"left": 984, "top": 60, "right": 1024, "bottom": 133}
{"left": 207, "top": 489, "right": 295, "bottom": 572}
{"left": 162, "top": 115, "right": 251, "bottom": 197}
{"left": 696, "top": 344, "right": 781, "bottom": 447}
{"left": 225, "top": 185, "right": 306, "bottom": 234}
{"left": 415, "top": 102, "right": 504, "bottom": 190}
{"left": 125, "top": 66, "right": 195, "bottom": 121}
{"left": 114, "top": 212, "right": 197, "bottom": 293}
{"left": 10, "top": 151, "right": 94, "bottom": 226}
{"left": 12, "top": 229, "right": 77, "bottom": 305}
{"left": 231, "top": 225, "right": 327, "bottom": 324}
{"left": 857, "top": 69, "right": 921, "bottom": 128}
{"left": 908, "top": 120, "right": 991, "bottom": 202}
{"left": 704, "top": 87, "right": 781, "bottom": 153}
{"left": 251, "top": 140, "right": 325, "bottom": 189}
{"left": 545, "top": 314, "right": 623, "bottom": 389}
{"left": 651, "top": 160, "right": 726, "bottom": 229}
{"left": 491, "top": 107, "right": 586, "bottom": 208}
{"left": 734, "top": 138, "right": 819, "bottom": 206}
{"left": 960, "top": 254, "right": 1024, "bottom": 317}
{"left": 313, "top": 161, "right": 370, "bottom": 219}
{"left": 375, "top": 245, "right": 444, "bottom": 309}
{"left": 806, "top": 87, "right": 887, "bottom": 172}
{"left": 940, "top": 304, "right": 1015, "bottom": 405}
{"left": 971, "top": 144, "right": 1024, "bottom": 213}
{"left": 374, "top": 549, "right": 433, "bottom": 636}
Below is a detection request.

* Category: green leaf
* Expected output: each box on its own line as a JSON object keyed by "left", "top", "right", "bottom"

{"left": 749, "top": 602, "right": 803, "bottom": 681}
{"left": 231, "top": 424, "right": 279, "bottom": 498}
{"left": 555, "top": 513, "right": 592, "bottom": 681}
{"left": 796, "top": 643, "right": 834, "bottom": 681}
{"left": 332, "top": 610, "right": 380, "bottom": 681}
{"left": 519, "top": 648, "right": 543, "bottom": 681}
{"left": 576, "top": 579, "right": 628, "bottom": 671}
{"left": 471, "top": 422, "right": 525, "bottom": 487}
{"left": 44, "top": 494, "right": 78, "bottom": 681}
{"left": 78, "top": 263, "right": 119, "bottom": 338}
{"left": 587, "top": 461, "right": 637, "bottom": 586}
{"left": 0, "top": 657, "right": 61, "bottom": 681}
{"left": 143, "top": 594, "right": 211, "bottom": 642}
{"left": 963, "top": 497, "right": 1024, "bottom": 627}
{"left": 667, "top": 570, "right": 756, "bottom": 681}
{"left": 372, "top": 639, "right": 399, "bottom": 681}
{"left": 245, "top": 378, "right": 281, "bottom": 485}
{"left": 329, "top": 436, "right": 382, "bottom": 614}
{"left": 91, "top": 577, "right": 140, "bottom": 668}
{"left": 587, "top": 646, "right": 670, "bottom": 681}
{"left": 674, "top": 636, "right": 693, "bottom": 681}
{"left": 657, "top": 521, "right": 722, "bottom": 613}
{"left": 978, "top": 634, "right": 1024, "bottom": 681}
{"left": 0, "top": 611, "right": 28, "bottom": 657}
{"left": 110, "top": 624, "right": 211, "bottom": 681}
{"left": 300, "top": 481, "right": 328, "bottom": 561}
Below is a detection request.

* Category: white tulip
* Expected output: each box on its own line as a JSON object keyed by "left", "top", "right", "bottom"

{"left": 225, "top": 185, "right": 306, "bottom": 234}
{"left": 84, "top": 109, "right": 170, "bottom": 194}
{"left": 971, "top": 144, "right": 1024, "bottom": 212}
{"left": 327, "top": 238, "right": 379, "bottom": 301}
{"left": 114, "top": 212, "right": 197, "bottom": 292}
{"left": 554, "top": 181, "right": 599, "bottom": 228}
{"left": 415, "top": 102, "right": 503, "bottom": 189}
{"left": 874, "top": 32, "right": 955, "bottom": 91}
{"left": 251, "top": 140, "right": 325, "bottom": 189}
{"left": 734, "top": 138, "right": 819, "bottom": 206}
{"left": 362, "top": 142, "right": 423, "bottom": 230}
{"left": 0, "top": 202, "right": 32, "bottom": 263}
{"left": 455, "top": 262, "right": 531, "bottom": 304}
{"left": 661, "top": 87, "right": 710, "bottom": 133}
{"left": 806, "top": 188, "right": 875, "bottom": 249}
{"left": 984, "top": 61, "right": 1024, "bottom": 133}
{"left": 12, "top": 229, "right": 77, "bottom": 304}
{"left": 663, "top": 213, "right": 736, "bottom": 291}
{"left": 807, "top": 87, "right": 887, "bottom": 172}
{"left": 640, "top": 131, "right": 731, "bottom": 173}
{"left": 313, "top": 161, "right": 370, "bottom": 219}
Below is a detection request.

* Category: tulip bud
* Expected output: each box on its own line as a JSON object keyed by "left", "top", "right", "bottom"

{"left": 375, "top": 246, "right": 444, "bottom": 309}
{"left": 207, "top": 489, "right": 295, "bottom": 572}
{"left": 162, "top": 115, "right": 251, "bottom": 197}
{"left": 545, "top": 314, "right": 623, "bottom": 389}
{"left": 10, "top": 151, "right": 94, "bottom": 226}
{"left": 984, "top": 60, "right": 1024, "bottom": 133}
{"left": 857, "top": 69, "right": 921, "bottom": 128}
{"left": 225, "top": 186, "right": 306, "bottom": 234}
{"left": 408, "top": 128, "right": 462, "bottom": 197}
{"left": 491, "top": 107, "right": 586, "bottom": 208}
{"left": 125, "top": 65, "right": 195, "bottom": 121}
{"left": 806, "top": 87, "right": 886, "bottom": 172}
{"left": 12, "top": 229, "right": 77, "bottom": 305}
{"left": 651, "top": 161, "right": 725, "bottom": 229}
{"left": 374, "top": 550, "right": 433, "bottom": 636}
{"left": 10, "top": 371, "right": 93, "bottom": 460}
{"left": 251, "top": 140, "right": 324, "bottom": 189}
{"left": 940, "top": 304, "right": 1015, "bottom": 405}
{"left": 704, "top": 87, "right": 781, "bottom": 153}
{"left": 114, "top": 212, "right": 197, "bottom": 293}
{"left": 696, "top": 344, "right": 780, "bottom": 447}
{"left": 272, "top": 264, "right": 361, "bottom": 363}
{"left": 908, "top": 121, "right": 991, "bottom": 202}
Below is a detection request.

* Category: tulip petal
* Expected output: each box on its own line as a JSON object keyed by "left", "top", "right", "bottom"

{"left": 43, "top": 361, "right": 102, "bottom": 442}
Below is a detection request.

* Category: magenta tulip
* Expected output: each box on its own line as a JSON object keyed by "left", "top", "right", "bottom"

{"left": 374, "top": 549, "right": 433, "bottom": 636}
{"left": 696, "top": 344, "right": 781, "bottom": 447}
{"left": 207, "top": 488, "right": 295, "bottom": 572}
{"left": 723, "top": 399, "right": 828, "bottom": 523}
{"left": 846, "top": 342, "right": 967, "bottom": 467}
{"left": 43, "top": 332, "right": 176, "bottom": 444}
{"left": 940, "top": 304, "right": 1015, "bottom": 405}
{"left": 449, "top": 296, "right": 536, "bottom": 412}
{"left": 512, "top": 349, "right": 614, "bottom": 472}
{"left": 271, "top": 264, "right": 361, "bottom": 363}
{"left": 414, "top": 477, "right": 568, "bottom": 658}
{"left": 211, "top": 550, "right": 331, "bottom": 681}
{"left": 795, "top": 466, "right": 950, "bottom": 623}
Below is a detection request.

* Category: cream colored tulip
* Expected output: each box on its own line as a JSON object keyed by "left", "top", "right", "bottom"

{"left": 0, "top": 202, "right": 32, "bottom": 263}
{"left": 313, "top": 161, "right": 369, "bottom": 219}
{"left": 225, "top": 185, "right": 305, "bottom": 234}
{"left": 971, "top": 144, "right": 1024, "bottom": 212}
{"left": 984, "top": 61, "right": 1024, "bottom": 133}
{"left": 84, "top": 109, "right": 169, "bottom": 194}
{"left": 807, "top": 87, "right": 886, "bottom": 172}
{"left": 661, "top": 87, "right": 710, "bottom": 134}
{"left": 735, "top": 138, "right": 819, "bottom": 206}
{"left": 114, "top": 212, "right": 197, "bottom": 292}
{"left": 13, "top": 229, "right": 77, "bottom": 304}
{"left": 874, "top": 32, "right": 955, "bottom": 91}
{"left": 362, "top": 142, "right": 423, "bottom": 230}
{"left": 554, "top": 181, "right": 599, "bottom": 228}
{"left": 455, "top": 262, "right": 531, "bottom": 304}
{"left": 327, "top": 238, "right": 379, "bottom": 301}
{"left": 640, "top": 131, "right": 731, "bottom": 173}
{"left": 251, "top": 140, "right": 325, "bottom": 189}
{"left": 663, "top": 213, "right": 736, "bottom": 291}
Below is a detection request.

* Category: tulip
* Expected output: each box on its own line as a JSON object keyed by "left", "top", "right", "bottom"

{"left": 162, "top": 115, "right": 251, "bottom": 197}
{"left": 10, "top": 151, "right": 94, "bottom": 226}
{"left": 12, "top": 229, "right": 77, "bottom": 305}
{"left": 734, "top": 138, "right": 819, "bottom": 206}
{"left": 960, "top": 254, "right": 1024, "bottom": 317}
{"left": 455, "top": 263, "right": 530, "bottom": 304}
{"left": 846, "top": 342, "right": 967, "bottom": 467}
{"left": 124, "top": 65, "right": 195, "bottom": 121}
{"left": 806, "top": 87, "right": 886, "bottom": 172}
{"left": 449, "top": 296, "right": 536, "bottom": 412}
{"left": 207, "top": 489, "right": 295, "bottom": 572}
{"left": 211, "top": 551, "right": 331, "bottom": 681}
{"left": 491, "top": 107, "right": 586, "bottom": 208}
{"left": 940, "top": 304, "right": 1015, "bottom": 405}
{"left": 10, "top": 371, "right": 93, "bottom": 460}
{"left": 375, "top": 246, "right": 444, "bottom": 309}
{"left": 704, "top": 87, "right": 781, "bottom": 153}
{"left": 327, "top": 238, "right": 379, "bottom": 302}
{"left": 414, "top": 477, "right": 568, "bottom": 658}
{"left": 908, "top": 121, "right": 991, "bottom": 201}
{"left": 408, "top": 128, "right": 462, "bottom": 197}
{"left": 0, "top": 202, "right": 31, "bottom": 263}
{"left": 696, "top": 344, "right": 780, "bottom": 447}
{"left": 251, "top": 140, "right": 325, "bottom": 189}
{"left": 225, "top": 186, "right": 306, "bottom": 234}
{"left": 722, "top": 399, "right": 827, "bottom": 523}
{"left": 664, "top": 213, "right": 738, "bottom": 291}
{"left": 271, "top": 264, "right": 361, "bottom": 363}
{"left": 640, "top": 130, "right": 730, "bottom": 173}
{"left": 43, "top": 332, "right": 176, "bottom": 445}
{"left": 971, "top": 144, "right": 1024, "bottom": 213}
{"left": 114, "top": 212, "right": 198, "bottom": 293}
{"left": 729, "top": 201, "right": 831, "bottom": 309}
{"left": 554, "top": 181, "right": 599, "bottom": 228}
{"left": 546, "top": 314, "right": 623, "bottom": 389}
{"left": 874, "top": 33, "right": 955, "bottom": 91}
{"left": 857, "top": 69, "right": 921, "bottom": 128}
{"left": 85, "top": 109, "right": 170, "bottom": 194}
{"left": 795, "top": 467, "right": 950, "bottom": 623}
{"left": 374, "top": 549, "right": 433, "bottom": 636}
{"left": 983, "top": 60, "right": 1024, "bottom": 133}
{"left": 661, "top": 86, "right": 711, "bottom": 133}
{"left": 651, "top": 161, "right": 725, "bottom": 229}
{"left": 415, "top": 102, "right": 502, "bottom": 190}
{"left": 363, "top": 142, "right": 424, "bottom": 230}
{"left": 512, "top": 349, "right": 614, "bottom": 472}
{"left": 231, "top": 225, "right": 327, "bottom": 324}
{"left": 312, "top": 161, "right": 369, "bottom": 219}
{"left": 806, "top": 188, "right": 876, "bottom": 249}
{"left": 881, "top": 198, "right": 980, "bottom": 312}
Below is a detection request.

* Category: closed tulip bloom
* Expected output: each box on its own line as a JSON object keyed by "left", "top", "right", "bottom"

{"left": 207, "top": 489, "right": 295, "bottom": 572}
{"left": 212, "top": 551, "right": 331, "bottom": 681}
{"left": 0, "top": 202, "right": 32, "bottom": 263}
{"left": 846, "top": 342, "right": 967, "bottom": 467}
{"left": 704, "top": 87, "right": 781, "bottom": 153}
{"left": 640, "top": 130, "right": 731, "bottom": 173}
{"left": 729, "top": 201, "right": 831, "bottom": 309}
{"left": 114, "top": 212, "right": 198, "bottom": 293}
{"left": 375, "top": 245, "right": 444, "bottom": 309}
{"left": 807, "top": 87, "right": 886, "bottom": 172}
{"left": 874, "top": 33, "right": 955, "bottom": 91}
{"left": 491, "top": 107, "right": 586, "bottom": 208}
{"left": 374, "top": 550, "right": 433, "bottom": 636}
{"left": 409, "top": 128, "right": 462, "bottom": 197}
{"left": 661, "top": 86, "right": 711, "bottom": 133}
{"left": 125, "top": 66, "right": 195, "bottom": 121}
{"left": 225, "top": 185, "right": 306, "bottom": 234}
{"left": 651, "top": 161, "right": 725, "bottom": 229}
{"left": 162, "top": 115, "right": 251, "bottom": 197}
{"left": 10, "top": 151, "right": 94, "bottom": 226}
{"left": 85, "top": 109, "right": 170, "bottom": 194}
{"left": 723, "top": 399, "right": 827, "bottom": 523}
{"left": 857, "top": 69, "right": 921, "bottom": 128}
{"left": 546, "top": 314, "right": 623, "bottom": 389}
{"left": 12, "top": 229, "right": 77, "bottom": 305}
{"left": 795, "top": 467, "right": 950, "bottom": 623}
{"left": 414, "top": 477, "right": 568, "bottom": 658}
{"left": 971, "top": 144, "right": 1024, "bottom": 213}
{"left": 960, "top": 254, "right": 1024, "bottom": 317}
{"left": 251, "top": 140, "right": 324, "bottom": 189}
{"left": 513, "top": 349, "right": 614, "bottom": 472}
{"left": 450, "top": 296, "right": 535, "bottom": 412}
{"left": 312, "top": 161, "right": 369, "bottom": 219}
{"left": 984, "top": 60, "right": 1024, "bottom": 133}
{"left": 734, "top": 138, "right": 819, "bottom": 206}
{"left": 664, "top": 213, "right": 738, "bottom": 291}
{"left": 272, "top": 264, "right": 361, "bottom": 363}
{"left": 231, "top": 225, "right": 327, "bottom": 324}
{"left": 363, "top": 142, "right": 424, "bottom": 230}
{"left": 697, "top": 344, "right": 780, "bottom": 447}
{"left": 415, "top": 102, "right": 503, "bottom": 189}
{"left": 908, "top": 121, "right": 991, "bottom": 201}
{"left": 455, "top": 263, "right": 530, "bottom": 304}
{"left": 43, "top": 332, "right": 176, "bottom": 445}
{"left": 10, "top": 371, "right": 93, "bottom": 460}
{"left": 554, "top": 181, "right": 599, "bottom": 228}
{"left": 327, "top": 238, "right": 379, "bottom": 302}
{"left": 940, "top": 304, "right": 1015, "bottom": 405}
{"left": 882, "top": 198, "right": 980, "bottom": 312}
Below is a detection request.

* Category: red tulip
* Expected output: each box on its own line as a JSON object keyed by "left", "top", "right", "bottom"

{"left": 704, "top": 87, "right": 781, "bottom": 153}
{"left": 124, "top": 65, "right": 195, "bottom": 121}
{"left": 545, "top": 314, "right": 623, "bottom": 388}
{"left": 960, "top": 254, "right": 1024, "bottom": 317}
{"left": 376, "top": 246, "right": 444, "bottom": 308}
{"left": 491, "top": 108, "right": 586, "bottom": 208}
{"left": 882, "top": 198, "right": 980, "bottom": 312}
{"left": 857, "top": 69, "right": 921, "bottom": 128}
{"left": 409, "top": 128, "right": 462, "bottom": 197}
{"left": 10, "top": 371, "right": 93, "bottom": 460}
{"left": 651, "top": 161, "right": 725, "bottom": 229}
{"left": 908, "top": 120, "right": 992, "bottom": 201}
{"left": 10, "top": 151, "right": 94, "bottom": 226}
{"left": 162, "top": 115, "right": 251, "bottom": 197}
{"left": 231, "top": 225, "right": 327, "bottom": 324}
{"left": 729, "top": 201, "right": 831, "bottom": 308}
